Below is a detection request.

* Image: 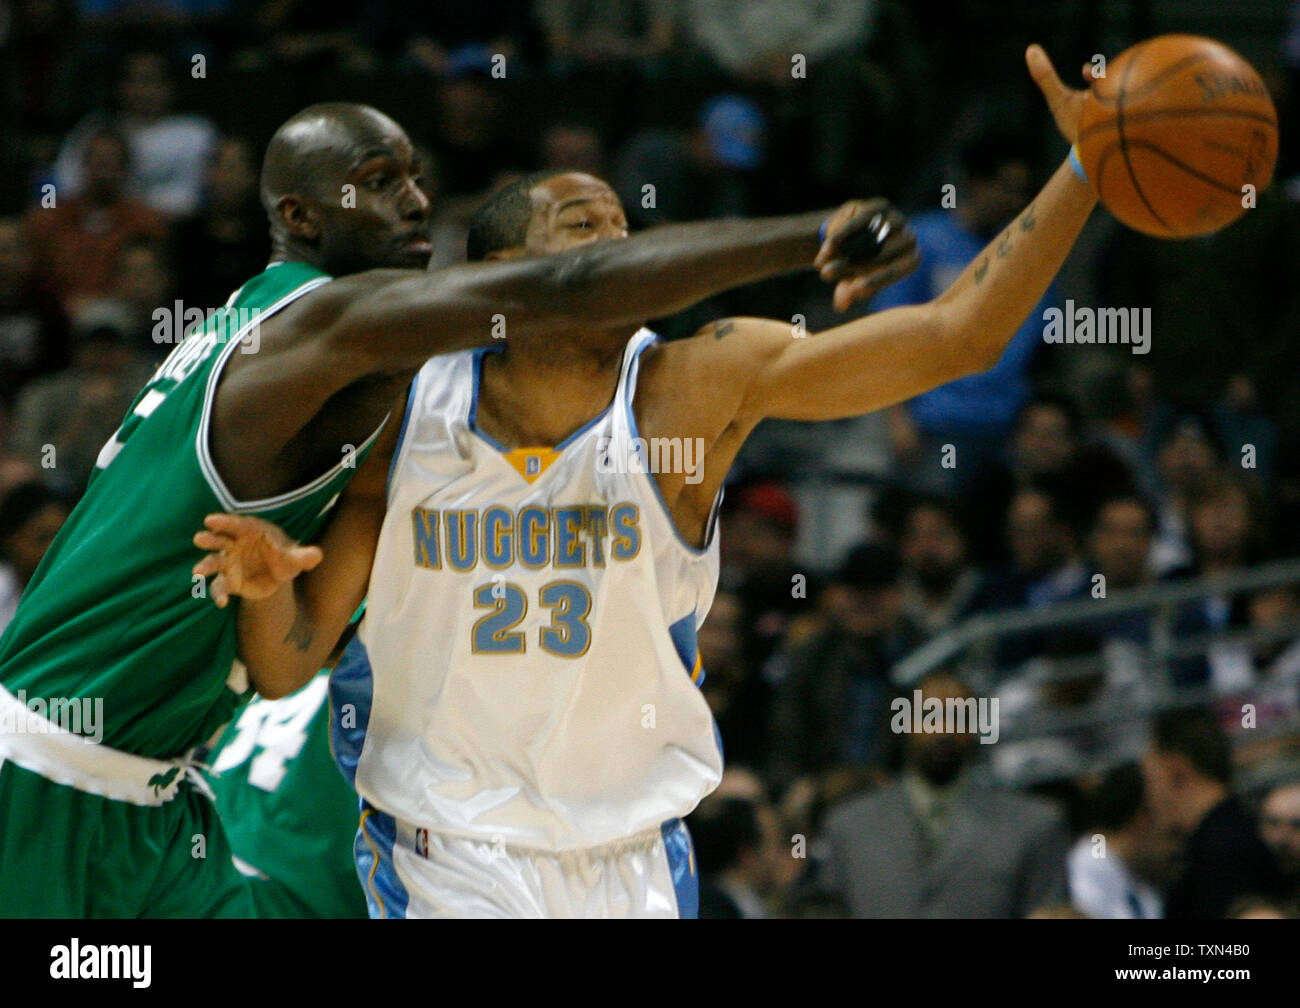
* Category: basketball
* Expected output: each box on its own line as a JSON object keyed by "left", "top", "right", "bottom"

{"left": 1076, "top": 34, "right": 1278, "bottom": 238}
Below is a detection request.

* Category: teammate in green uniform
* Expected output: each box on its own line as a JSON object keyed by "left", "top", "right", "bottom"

{"left": 207, "top": 670, "right": 367, "bottom": 918}
{"left": 0, "top": 100, "right": 905, "bottom": 917}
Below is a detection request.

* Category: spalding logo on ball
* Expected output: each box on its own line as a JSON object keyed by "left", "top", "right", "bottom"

{"left": 1077, "top": 34, "right": 1279, "bottom": 238}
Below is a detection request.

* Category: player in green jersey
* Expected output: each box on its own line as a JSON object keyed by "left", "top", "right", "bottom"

{"left": 0, "top": 100, "right": 906, "bottom": 917}
{"left": 206, "top": 670, "right": 367, "bottom": 918}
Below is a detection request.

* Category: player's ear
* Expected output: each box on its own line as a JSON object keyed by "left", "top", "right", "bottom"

{"left": 276, "top": 194, "right": 320, "bottom": 242}
{"left": 485, "top": 246, "right": 527, "bottom": 262}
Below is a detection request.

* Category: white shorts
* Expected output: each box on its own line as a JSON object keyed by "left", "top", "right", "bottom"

{"left": 353, "top": 801, "right": 699, "bottom": 919}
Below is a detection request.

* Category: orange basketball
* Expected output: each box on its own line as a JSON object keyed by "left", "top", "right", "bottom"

{"left": 1076, "top": 34, "right": 1278, "bottom": 238}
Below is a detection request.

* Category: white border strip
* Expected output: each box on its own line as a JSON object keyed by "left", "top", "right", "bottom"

{"left": 195, "top": 274, "right": 384, "bottom": 513}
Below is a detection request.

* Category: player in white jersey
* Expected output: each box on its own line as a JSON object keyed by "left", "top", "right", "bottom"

{"left": 195, "top": 46, "right": 1097, "bottom": 916}
{"left": 342, "top": 324, "right": 728, "bottom": 915}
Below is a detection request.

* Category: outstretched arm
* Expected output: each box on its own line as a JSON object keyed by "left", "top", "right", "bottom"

{"left": 264, "top": 200, "right": 909, "bottom": 401}
{"left": 214, "top": 197, "right": 912, "bottom": 501}
{"left": 687, "top": 46, "right": 1095, "bottom": 427}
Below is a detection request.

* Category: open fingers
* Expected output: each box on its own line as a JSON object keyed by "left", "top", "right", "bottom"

{"left": 191, "top": 552, "right": 227, "bottom": 580}
{"left": 1025, "top": 43, "right": 1067, "bottom": 104}
{"left": 292, "top": 545, "right": 325, "bottom": 572}
{"left": 211, "top": 572, "right": 230, "bottom": 609}
{"left": 193, "top": 530, "right": 236, "bottom": 552}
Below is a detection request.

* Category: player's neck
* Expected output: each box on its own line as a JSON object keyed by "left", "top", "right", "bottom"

{"left": 479, "top": 341, "right": 624, "bottom": 449}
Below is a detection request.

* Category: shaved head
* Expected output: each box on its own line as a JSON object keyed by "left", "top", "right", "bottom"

{"left": 260, "top": 102, "right": 432, "bottom": 275}
{"left": 261, "top": 102, "right": 402, "bottom": 213}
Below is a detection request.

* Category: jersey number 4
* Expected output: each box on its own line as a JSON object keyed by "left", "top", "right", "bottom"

{"left": 472, "top": 581, "right": 592, "bottom": 657}
{"left": 210, "top": 676, "right": 329, "bottom": 791}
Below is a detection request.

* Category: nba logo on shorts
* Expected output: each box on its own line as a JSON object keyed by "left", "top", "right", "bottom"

{"left": 415, "top": 828, "right": 429, "bottom": 858}
{"left": 526, "top": 455, "right": 540, "bottom": 477}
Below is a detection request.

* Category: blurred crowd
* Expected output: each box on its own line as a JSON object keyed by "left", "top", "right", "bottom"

{"left": 2, "top": 0, "right": 1300, "bottom": 918}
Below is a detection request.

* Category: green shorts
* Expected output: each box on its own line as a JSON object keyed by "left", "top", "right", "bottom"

{"left": 241, "top": 873, "right": 365, "bottom": 919}
{"left": 0, "top": 760, "right": 256, "bottom": 918}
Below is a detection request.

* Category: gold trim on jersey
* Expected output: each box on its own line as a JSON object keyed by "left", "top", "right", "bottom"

{"left": 503, "top": 446, "right": 560, "bottom": 484}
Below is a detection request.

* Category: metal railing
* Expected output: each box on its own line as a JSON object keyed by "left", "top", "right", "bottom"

{"left": 892, "top": 557, "right": 1300, "bottom": 790}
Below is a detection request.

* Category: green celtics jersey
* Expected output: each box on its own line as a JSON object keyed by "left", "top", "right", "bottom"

{"left": 208, "top": 671, "right": 367, "bottom": 918}
{"left": 0, "top": 261, "right": 383, "bottom": 759}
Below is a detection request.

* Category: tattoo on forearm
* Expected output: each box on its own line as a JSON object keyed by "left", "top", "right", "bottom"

{"left": 708, "top": 320, "right": 735, "bottom": 340}
{"left": 285, "top": 608, "right": 314, "bottom": 653}
{"left": 975, "top": 202, "right": 1038, "bottom": 285}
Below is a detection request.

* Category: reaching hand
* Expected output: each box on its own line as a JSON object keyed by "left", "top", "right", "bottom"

{"left": 192, "top": 513, "right": 323, "bottom": 608}
{"left": 814, "top": 198, "right": 920, "bottom": 312}
{"left": 1026, "top": 43, "right": 1089, "bottom": 147}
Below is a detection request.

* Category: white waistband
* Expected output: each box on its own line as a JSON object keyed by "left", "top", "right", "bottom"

{"left": 0, "top": 684, "right": 205, "bottom": 806}
{"left": 378, "top": 804, "right": 669, "bottom": 860}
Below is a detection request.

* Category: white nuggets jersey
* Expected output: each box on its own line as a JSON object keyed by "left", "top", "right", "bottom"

{"left": 333, "top": 329, "right": 724, "bottom": 852}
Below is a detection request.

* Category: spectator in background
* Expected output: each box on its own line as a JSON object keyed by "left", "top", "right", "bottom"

{"left": 1216, "top": 373, "right": 1277, "bottom": 493}
{"left": 876, "top": 133, "right": 1051, "bottom": 497}
{"left": 24, "top": 127, "right": 167, "bottom": 314}
{"left": 537, "top": 0, "right": 674, "bottom": 78}
{"left": 767, "top": 543, "right": 918, "bottom": 794}
{"left": 679, "top": 0, "right": 918, "bottom": 201}
{"left": 248, "top": 1, "right": 375, "bottom": 78}
{"left": 718, "top": 481, "right": 807, "bottom": 673}
{"left": 52, "top": 50, "right": 217, "bottom": 219}
{"left": 897, "top": 496, "right": 983, "bottom": 637}
{"left": 1143, "top": 708, "right": 1283, "bottom": 918}
{"left": 1150, "top": 411, "right": 1225, "bottom": 576}
{"left": 614, "top": 94, "right": 764, "bottom": 229}
{"left": 173, "top": 136, "right": 268, "bottom": 311}
{"left": 699, "top": 589, "right": 767, "bottom": 770}
{"left": 0, "top": 480, "right": 70, "bottom": 634}
{"left": 427, "top": 72, "right": 532, "bottom": 199}
{"left": 976, "top": 484, "right": 1088, "bottom": 615}
{"left": 1063, "top": 492, "right": 1210, "bottom": 688}
{"left": 8, "top": 302, "right": 153, "bottom": 496}
{"left": 1210, "top": 584, "right": 1300, "bottom": 773}
{"left": 110, "top": 238, "right": 174, "bottom": 356}
{"left": 0, "top": 456, "right": 39, "bottom": 501}
{"left": 689, "top": 794, "right": 784, "bottom": 918}
{"left": 1086, "top": 360, "right": 1168, "bottom": 503}
{"left": 1085, "top": 493, "right": 1156, "bottom": 600}
{"left": 681, "top": 0, "right": 869, "bottom": 82}
{"left": 370, "top": 1, "right": 534, "bottom": 79}
{"left": 1259, "top": 781, "right": 1300, "bottom": 903}
{"left": 1179, "top": 475, "right": 1267, "bottom": 686}
{"left": 821, "top": 671, "right": 1069, "bottom": 917}
{"left": 963, "top": 394, "right": 1084, "bottom": 565}
{"left": 1186, "top": 473, "right": 1265, "bottom": 585}
{"left": 962, "top": 392, "right": 1133, "bottom": 568}
{"left": 1067, "top": 762, "right": 1170, "bottom": 919}
{"left": 0, "top": 216, "right": 69, "bottom": 404}
{"left": 970, "top": 484, "right": 1088, "bottom": 673}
